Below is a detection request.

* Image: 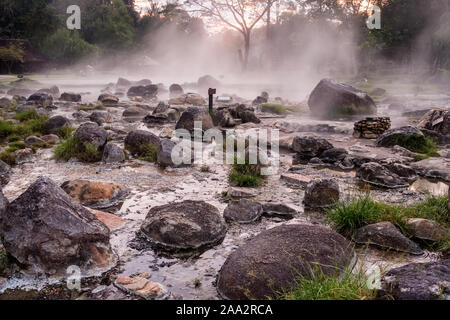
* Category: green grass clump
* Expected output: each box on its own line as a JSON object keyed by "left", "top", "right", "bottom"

{"left": 229, "top": 157, "right": 263, "bottom": 187}
{"left": 125, "top": 143, "right": 158, "bottom": 163}
{"left": 275, "top": 269, "right": 376, "bottom": 300}
{"left": 0, "top": 150, "right": 15, "bottom": 165}
{"left": 261, "top": 104, "right": 291, "bottom": 115}
{"left": 56, "top": 126, "right": 74, "bottom": 139}
{"left": 0, "top": 245, "right": 7, "bottom": 274}
{"left": 13, "top": 109, "right": 40, "bottom": 121}
{"left": 394, "top": 135, "right": 439, "bottom": 159}
{"left": 54, "top": 136, "right": 102, "bottom": 163}
{"left": 326, "top": 194, "right": 449, "bottom": 236}
{"left": 7, "top": 141, "right": 26, "bottom": 152}
{"left": 437, "top": 236, "right": 450, "bottom": 253}
{"left": 0, "top": 120, "right": 16, "bottom": 138}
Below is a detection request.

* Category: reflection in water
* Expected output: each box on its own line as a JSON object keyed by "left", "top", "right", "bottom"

{"left": 409, "top": 179, "right": 449, "bottom": 196}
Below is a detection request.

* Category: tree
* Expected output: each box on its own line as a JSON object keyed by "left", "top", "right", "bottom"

{"left": 0, "top": 44, "right": 24, "bottom": 74}
{"left": 187, "top": 0, "right": 276, "bottom": 69}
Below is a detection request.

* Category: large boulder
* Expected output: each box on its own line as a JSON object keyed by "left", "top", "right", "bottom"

{"left": 356, "top": 162, "right": 409, "bottom": 189}
{"left": 261, "top": 202, "right": 297, "bottom": 219}
{"left": 125, "top": 130, "right": 160, "bottom": 152}
{"left": 43, "top": 115, "right": 71, "bottom": 134}
{"left": 353, "top": 221, "right": 423, "bottom": 255}
{"left": 157, "top": 139, "right": 176, "bottom": 167}
{"left": 405, "top": 218, "right": 449, "bottom": 242}
{"left": 74, "top": 122, "right": 108, "bottom": 149}
{"left": 380, "top": 259, "right": 450, "bottom": 300}
{"left": 303, "top": 178, "right": 340, "bottom": 209}
{"left": 212, "top": 109, "right": 236, "bottom": 127}
{"left": 175, "top": 106, "right": 214, "bottom": 133}
{"left": 98, "top": 93, "right": 119, "bottom": 105}
{"left": 27, "top": 92, "right": 53, "bottom": 108}
{"left": 418, "top": 108, "right": 449, "bottom": 136}
{"left": 223, "top": 199, "right": 263, "bottom": 224}
{"left": 140, "top": 200, "right": 227, "bottom": 255}
{"left": 61, "top": 179, "right": 129, "bottom": 212}
{"left": 169, "top": 84, "right": 184, "bottom": 97}
{"left": 127, "top": 85, "right": 158, "bottom": 98}
{"left": 198, "top": 75, "right": 220, "bottom": 89}
{"left": 0, "top": 176, "right": 116, "bottom": 275}
{"left": 376, "top": 126, "right": 424, "bottom": 148}
{"left": 308, "top": 79, "right": 376, "bottom": 118}
{"left": 217, "top": 224, "right": 354, "bottom": 300}
{"left": 37, "top": 85, "right": 59, "bottom": 96}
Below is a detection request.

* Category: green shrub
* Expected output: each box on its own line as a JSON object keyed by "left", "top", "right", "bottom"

{"left": 7, "top": 141, "right": 26, "bottom": 152}
{"left": 261, "top": 104, "right": 290, "bottom": 115}
{"left": 275, "top": 268, "right": 376, "bottom": 300}
{"left": 0, "top": 150, "right": 16, "bottom": 165}
{"left": 54, "top": 136, "right": 102, "bottom": 163}
{"left": 0, "top": 120, "right": 16, "bottom": 138}
{"left": 394, "top": 135, "right": 439, "bottom": 158}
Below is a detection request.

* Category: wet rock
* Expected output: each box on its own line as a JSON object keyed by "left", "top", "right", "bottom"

{"left": 0, "top": 160, "right": 11, "bottom": 187}
{"left": 392, "top": 145, "right": 417, "bottom": 158}
{"left": 89, "top": 111, "right": 111, "bottom": 125}
{"left": 418, "top": 108, "right": 449, "bottom": 136}
{"left": 280, "top": 173, "right": 312, "bottom": 188}
{"left": 98, "top": 93, "right": 119, "bottom": 105}
{"left": 175, "top": 106, "right": 214, "bottom": 133}
{"left": 291, "top": 136, "right": 334, "bottom": 161}
{"left": 406, "top": 218, "right": 449, "bottom": 242}
{"left": 319, "top": 148, "right": 348, "bottom": 164}
{"left": 169, "top": 93, "right": 206, "bottom": 105}
{"left": 27, "top": 92, "right": 53, "bottom": 108}
{"left": 371, "top": 88, "right": 386, "bottom": 96}
{"left": 102, "top": 143, "right": 125, "bottom": 163}
{"left": 88, "top": 208, "right": 126, "bottom": 231}
{"left": 117, "top": 77, "right": 132, "bottom": 87}
{"left": 114, "top": 275, "right": 168, "bottom": 300}
{"left": 226, "top": 187, "right": 257, "bottom": 199}
{"left": 262, "top": 203, "right": 297, "bottom": 219}
{"left": 157, "top": 139, "right": 176, "bottom": 167}
{"left": 61, "top": 179, "right": 129, "bottom": 212}
{"left": 252, "top": 95, "right": 268, "bottom": 105}
{"left": 127, "top": 85, "right": 158, "bottom": 98}
{"left": 43, "top": 116, "right": 71, "bottom": 135}
{"left": 14, "top": 148, "right": 34, "bottom": 164}
{"left": 0, "top": 188, "right": 7, "bottom": 214}
{"left": 198, "top": 75, "right": 220, "bottom": 89}
{"left": 25, "top": 135, "right": 45, "bottom": 147}
{"left": 125, "top": 130, "right": 160, "bottom": 151}
{"left": 7, "top": 88, "right": 32, "bottom": 96}
{"left": 60, "top": 92, "right": 81, "bottom": 102}
{"left": 357, "top": 162, "right": 409, "bottom": 189}
{"left": 376, "top": 126, "right": 424, "bottom": 148}
{"left": 41, "top": 134, "right": 60, "bottom": 145}
{"left": 169, "top": 84, "right": 184, "bottom": 97}
{"left": 212, "top": 109, "right": 235, "bottom": 127}
{"left": 0, "top": 176, "right": 116, "bottom": 275}
{"left": 380, "top": 259, "right": 450, "bottom": 300}
{"left": 303, "top": 178, "right": 340, "bottom": 209}
{"left": 381, "top": 162, "right": 418, "bottom": 182}
{"left": 217, "top": 224, "right": 354, "bottom": 300}
{"left": 223, "top": 199, "right": 263, "bottom": 224}
{"left": 411, "top": 157, "right": 450, "bottom": 183}
{"left": 353, "top": 221, "right": 423, "bottom": 255}
{"left": 0, "top": 97, "right": 12, "bottom": 108}
{"left": 74, "top": 122, "right": 108, "bottom": 149}
{"left": 122, "top": 106, "right": 147, "bottom": 118}
{"left": 239, "top": 110, "right": 261, "bottom": 124}
{"left": 140, "top": 200, "right": 227, "bottom": 255}
{"left": 308, "top": 79, "right": 376, "bottom": 118}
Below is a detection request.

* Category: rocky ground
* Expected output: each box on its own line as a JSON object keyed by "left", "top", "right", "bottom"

{"left": 0, "top": 74, "right": 449, "bottom": 300}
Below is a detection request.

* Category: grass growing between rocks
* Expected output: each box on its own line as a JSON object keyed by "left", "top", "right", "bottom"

{"left": 393, "top": 135, "right": 439, "bottom": 160}
{"left": 261, "top": 104, "right": 293, "bottom": 115}
{"left": 276, "top": 269, "right": 376, "bottom": 300}
{"left": 229, "top": 157, "right": 264, "bottom": 187}
{"left": 77, "top": 104, "right": 106, "bottom": 111}
{"left": 125, "top": 143, "right": 157, "bottom": 163}
{"left": 326, "top": 194, "right": 449, "bottom": 236}
{"left": 54, "top": 136, "right": 102, "bottom": 163}
{"left": 0, "top": 245, "right": 7, "bottom": 274}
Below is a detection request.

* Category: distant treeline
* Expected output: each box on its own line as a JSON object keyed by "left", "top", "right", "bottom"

{"left": 0, "top": 0, "right": 449, "bottom": 74}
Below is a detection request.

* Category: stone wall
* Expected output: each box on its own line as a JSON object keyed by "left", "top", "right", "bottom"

{"left": 353, "top": 117, "right": 391, "bottom": 139}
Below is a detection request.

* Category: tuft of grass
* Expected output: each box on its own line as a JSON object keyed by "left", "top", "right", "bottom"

{"left": 229, "top": 157, "right": 263, "bottom": 187}
{"left": 126, "top": 143, "right": 158, "bottom": 163}
{"left": 0, "top": 150, "right": 15, "bottom": 165}
{"left": 0, "top": 120, "right": 16, "bottom": 138}
{"left": 437, "top": 236, "right": 450, "bottom": 253}
{"left": 261, "top": 104, "right": 295, "bottom": 115}
{"left": 275, "top": 268, "right": 376, "bottom": 300}
{"left": 326, "top": 194, "right": 449, "bottom": 236}
{"left": 56, "top": 126, "right": 74, "bottom": 139}
{"left": 200, "top": 165, "right": 210, "bottom": 172}
{"left": 0, "top": 245, "right": 7, "bottom": 274}
{"left": 393, "top": 135, "right": 439, "bottom": 159}
{"left": 13, "top": 109, "right": 40, "bottom": 121}
{"left": 54, "top": 136, "right": 102, "bottom": 163}
{"left": 7, "top": 141, "right": 26, "bottom": 152}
